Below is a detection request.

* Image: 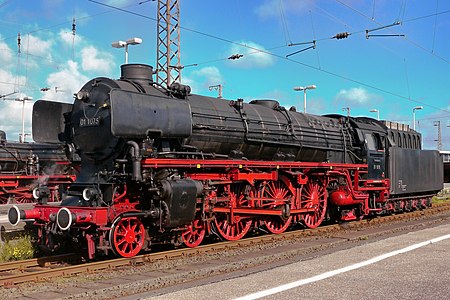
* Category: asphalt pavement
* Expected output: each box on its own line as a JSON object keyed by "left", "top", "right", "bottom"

{"left": 143, "top": 223, "right": 450, "bottom": 300}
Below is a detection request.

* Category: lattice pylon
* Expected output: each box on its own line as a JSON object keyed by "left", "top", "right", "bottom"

{"left": 156, "top": 0, "right": 181, "bottom": 88}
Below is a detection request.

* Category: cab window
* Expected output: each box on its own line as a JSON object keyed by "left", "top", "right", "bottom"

{"left": 365, "top": 133, "right": 377, "bottom": 150}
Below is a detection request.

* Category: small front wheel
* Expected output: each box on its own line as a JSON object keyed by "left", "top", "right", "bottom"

{"left": 109, "top": 217, "right": 145, "bottom": 258}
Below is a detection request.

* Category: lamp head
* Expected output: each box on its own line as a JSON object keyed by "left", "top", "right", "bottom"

{"left": 111, "top": 40, "right": 126, "bottom": 48}
{"left": 126, "top": 37, "right": 142, "bottom": 45}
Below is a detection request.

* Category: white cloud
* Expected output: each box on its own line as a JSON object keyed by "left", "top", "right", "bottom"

{"left": 183, "top": 66, "right": 224, "bottom": 95}
{"left": 255, "top": 0, "right": 311, "bottom": 19}
{"left": 44, "top": 60, "right": 89, "bottom": 103}
{"left": 308, "top": 97, "right": 329, "bottom": 115}
{"left": 0, "top": 40, "right": 14, "bottom": 70}
{"left": 81, "top": 46, "right": 115, "bottom": 74}
{"left": 0, "top": 69, "right": 27, "bottom": 97}
{"left": 336, "top": 87, "right": 381, "bottom": 107}
{"left": 0, "top": 69, "right": 33, "bottom": 141}
{"left": 13, "top": 35, "right": 54, "bottom": 71}
{"left": 228, "top": 41, "right": 274, "bottom": 69}
{"left": 0, "top": 69, "right": 31, "bottom": 141}
{"left": 192, "top": 66, "right": 223, "bottom": 86}
{"left": 181, "top": 77, "right": 196, "bottom": 94}
{"left": 0, "top": 100, "right": 33, "bottom": 142}
{"left": 59, "top": 29, "right": 84, "bottom": 46}
{"left": 25, "top": 34, "right": 53, "bottom": 57}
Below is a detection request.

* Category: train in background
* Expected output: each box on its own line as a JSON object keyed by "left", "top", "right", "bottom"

{"left": 8, "top": 64, "right": 443, "bottom": 258}
{"left": 0, "top": 130, "right": 76, "bottom": 204}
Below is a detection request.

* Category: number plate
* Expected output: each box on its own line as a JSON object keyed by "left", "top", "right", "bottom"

{"left": 79, "top": 117, "right": 101, "bottom": 127}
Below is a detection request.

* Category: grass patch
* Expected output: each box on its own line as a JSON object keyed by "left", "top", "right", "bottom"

{"left": 0, "top": 235, "right": 35, "bottom": 262}
{"left": 433, "top": 195, "right": 450, "bottom": 204}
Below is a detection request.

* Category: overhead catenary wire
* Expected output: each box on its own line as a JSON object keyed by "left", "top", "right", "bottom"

{"left": 402, "top": 8, "right": 450, "bottom": 23}
{"left": 0, "top": 0, "right": 152, "bottom": 43}
{"left": 279, "top": 0, "right": 292, "bottom": 45}
{"left": 365, "top": 21, "right": 405, "bottom": 39}
{"left": 84, "top": 0, "right": 450, "bottom": 116}
{"left": 432, "top": 0, "right": 439, "bottom": 53}
{"left": 72, "top": 17, "right": 76, "bottom": 60}
{"left": 2, "top": 0, "right": 445, "bottom": 66}
{"left": 371, "top": 0, "right": 376, "bottom": 20}
{"left": 14, "top": 33, "right": 21, "bottom": 94}
{"left": 0, "top": 0, "right": 12, "bottom": 9}
{"left": 309, "top": 10, "right": 321, "bottom": 69}
{"left": 335, "top": 0, "right": 450, "bottom": 64}
{"left": 399, "top": 0, "right": 408, "bottom": 23}
{"left": 310, "top": 3, "right": 408, "bottom": 61}
{"left": 0, "top": 0, "right": 152, "bottom": 90}
{"left": 196, "top": 40, "right": 450, "bottom": 116}
{"left": 0, "top": 1, "right": 448, "bottom": 121}
{"left": 2, "top": 1, "right": 447, "bottom": 56}
{"left": 286, "top": 41, "right": 316, "bottom": 58}
{"left": 24, "top": 33, "right": 29, "bottom": 89}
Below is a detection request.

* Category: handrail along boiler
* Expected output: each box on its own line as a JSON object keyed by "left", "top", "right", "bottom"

{"left": 9, "top": 64, "right": 443, "bottom": 258}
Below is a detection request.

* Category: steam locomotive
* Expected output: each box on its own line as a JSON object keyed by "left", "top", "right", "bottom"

{"left": 9, "top": 64, "right": 443, "bottom": 258}
{"left": 0, "top": 130, "right": 76, "bottom": 203}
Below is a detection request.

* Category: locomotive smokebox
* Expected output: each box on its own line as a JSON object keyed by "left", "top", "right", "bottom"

{"left": 120, "top": 64, "right": 153, "bottom": 84}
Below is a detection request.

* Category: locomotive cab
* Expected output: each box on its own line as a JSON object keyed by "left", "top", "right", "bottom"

{"left": 362, "top": 131, "right": 386, "bottom": 179}
{"left": 350, "top": 117, "right": 387, "bottom": 180}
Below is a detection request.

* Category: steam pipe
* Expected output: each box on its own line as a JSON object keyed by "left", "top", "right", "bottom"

{"left": 127, "top": 140, "right": 142, "bottom": 181}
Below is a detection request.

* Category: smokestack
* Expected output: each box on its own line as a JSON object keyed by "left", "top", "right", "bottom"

{"left": 120, "top": 64, "right": 154, "bottom": 84}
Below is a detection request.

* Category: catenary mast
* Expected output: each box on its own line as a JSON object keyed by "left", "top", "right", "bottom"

{"left": 156, "top": 0, "right": 181, "bottom": 88}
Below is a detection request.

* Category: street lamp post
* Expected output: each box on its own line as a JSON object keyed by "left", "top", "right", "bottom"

{"left": 112, "top": 37, "right": 142, "bottom": 64}
{"left": 412, "top": 106, "right": 423, "bottom": 131}
{"left": 369, "top": 108, "right": 380, "bottom": 120}
{"left": 293, "top": 85, "right": 316, "bottom": 113}
{"left": 15, "top": 96, "right": 33, "bottom": 143}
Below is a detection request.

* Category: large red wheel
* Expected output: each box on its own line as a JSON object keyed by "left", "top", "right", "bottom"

{"left": 258, "top": 180, "right": 292, "bottom": 234}
{"left": 214, "top": 184, "right": 252, "bottom": 241}
{"left": 181, "top": 219, "right": 206, "bottom": 248}
{"left": 264, "top": 214, "right": 292, "bottom": 234}
{"left": 0, "top": 194, "right": 8, "bottom": 204}
{"left": 109, "top": 217, "right": 145, "bottom": 258}
{"left": 6, "top": 189, "right": 33, "bottom": 203}
{"left": 301, "top": 178, "right": 328, "bottom": 229}
{"left": 15, "top": 194, "right": 34, "bottom": 203}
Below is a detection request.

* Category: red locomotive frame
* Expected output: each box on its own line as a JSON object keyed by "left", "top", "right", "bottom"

{"left": 0, "top": 163, "right": 76, "bottom": 204}
{"left": 19, "top": 158, "right": 431, "bottom": 259}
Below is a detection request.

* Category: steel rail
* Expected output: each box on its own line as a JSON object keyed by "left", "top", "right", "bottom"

{"left": 1, "top": 202, "right": 449, "bottom": 286}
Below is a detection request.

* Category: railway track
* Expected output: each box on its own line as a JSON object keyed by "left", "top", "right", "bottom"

{"left": 0, "top": 254, "right": 83, "bottom": 286}
{"left": 1, "top": 202, "right": 450, "bottom": 288}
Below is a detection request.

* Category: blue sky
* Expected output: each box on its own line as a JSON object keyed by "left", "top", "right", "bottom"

{"left": 0, "top": 0, "right": 449, "bottom": 150}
